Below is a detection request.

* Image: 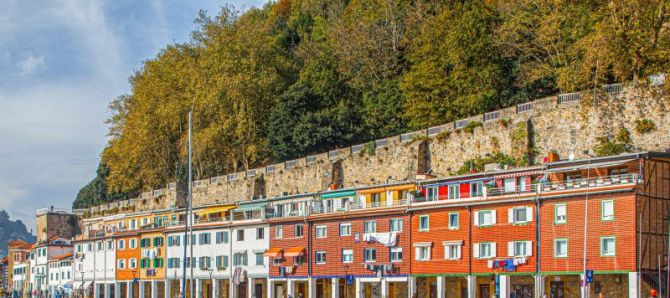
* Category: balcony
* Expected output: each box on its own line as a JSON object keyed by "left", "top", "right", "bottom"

{"left": 539, "top": 173, "right": 640, "bottom": 193}
{"left": 311, "top": 198, "right": 410, "bottom": 214}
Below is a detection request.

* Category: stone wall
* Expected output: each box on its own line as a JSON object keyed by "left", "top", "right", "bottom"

{"left": 81, "top": 84, "right": 670, "bottom": 216}
{"left": 36, "top": 212, "right": 80, "bottom": 243}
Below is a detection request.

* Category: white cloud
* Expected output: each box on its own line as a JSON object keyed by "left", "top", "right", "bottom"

{"left": 16, "top": 54, "right": 45, "bottom": 76}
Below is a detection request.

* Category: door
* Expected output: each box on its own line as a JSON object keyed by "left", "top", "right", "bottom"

{"left": 479, "top": 285, "right": 490, "bottom": 298}
{"left": 429, "top": 282, "right": 437, "bottom": 298}
{"left": 238, "top": 283, "right": 247, "bottom": 298}
{"left": 255, "top": 283, "right": 264, "bottom": 298}
{"left": 274, "top": 284, "right": 285, "bottom": 298}
{"left": 550, "top": 281, "right": 564, "bottom": 298}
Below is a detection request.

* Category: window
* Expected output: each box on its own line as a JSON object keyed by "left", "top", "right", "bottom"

{"left": 233, "top": 253, "right": 248, "bottom": 266}
{"left": 295, "top": 224, "right": 304, "bottom": 237}
{"left": 364, "top": 248, "right": 377, "bottom": 262}
{"left": 339, "top": 223, "right": 352, "bottom": 236}
{"left": 315, "top": 226, "right": 327, "bottom": 239}
{"left": 216, "top": 256, "right": 229, "bottom": 269}
{"left": 255, "top": 253, "right": 264, "bottom": 266}
{"left": 153, "top": 237, "right": 163, "bottom": 247}
{"left": 199, "top": 233, "right": 211, "bottom": 245}
{"left": 444, "top": 242, "right": 462, "bottom": 260}
{"left": 448, "top": 184, "right": 460, "bottom": 199}
{"left": 554, "top": 239, "right": 568, "bottom": 258}
{"left": 167, "top": 258, "right": 180, "bottom": 269}
{"left": 257, "top": 228, "right": 264, "bottom": 240}
{"left": 419, "top": 215, "right": 429, "bottom": 231}
{"left": 370, "top": 193, "right": 382, "bottom": 206}
{"left": 555, "top": 204, "right": 567, "bottom": 224}
{"left": 475, "top": 243, "right": 495, "bottom": 259}
{"left": 129, "top": 258, "right": 137, "bottom": 269}
{"left": 601, "top": 237, "right": 616, "bottom": 256}
{"left": 342, "top": 249, "right": 353, "bottom": 263}
{"left": 237, "top": 230, "right": 245, "bottom": 241}
{"left": 610, "top": 168, "right": 628, "bottom": 176}
{"left": 315, "top": 251, "right": 326, "bottom": 264}
{"left": 602, "top": 200, "right": 614, "bottom": 221}
{"left": 426, "top": 186, "right": 438, "bottom": 201}
{"left": 414, "top": 245, "right": 430, "bottom": 261}
{"left": 129, "top": 219, "right": 136, "bottom": 230}
{"left": 471, "top": 181, "right": 484, "bottom": 197}
{"left": 504, "top": 178, "right": 517, "bottom": 193}
{"left": 510, "top": 207, "right": 532, "bottom": 224}
{"left": 129, "top": 239, "right": 137, "bottom": 249}
{"left": 153, "top": 258, "right": 164, "bottom": 268}
{"left": 76, "top": 245, "right": 82, "bottom": 253}
{"left": 117, "top": 259, "right": 126, "bottom": 269}
{"left": 364, "top": 221, "right": 377, "bottom": 233}
{"left": 140, "top": 258, "right": 150, "bottom": 269}
{"left": 216, "top": 231, "right": 228, "bottom": 244}
{"left": 390, "top": 219, "right": 403, "bottom": 232}
{"left": 294, "top": 255, "right": 305, "bottom": 265}
{"left": 475, "top": 210, "right": 495, "bottom": 227}
{"left": 448, "top": 213, "right": 459, "bottom": 230}
{"left": 118, "top": 240, "right": 125, "bottom": 250}
{"left": 519, "top": 177, "right": 527, "bottom": 191}
{"left": 140, "top": 238, "right": 150, "bottom": 248}
{"left": 275, "top": 226, "right": 283, "bottom": 239}
{"left": 199, "top": 257, "right": 211, "bottom": 269}
{"left": 390, "top": 247, "right": 403, "bottom": 262}
{"left": 510, "top": 241, "right": 532, "bottom": 257}
{"left": 97, "top": 242, "right": 102, "bottom": 250}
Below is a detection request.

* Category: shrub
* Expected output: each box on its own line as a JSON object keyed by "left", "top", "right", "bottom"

{"left": 462, "top": 121, "right": 483, "bottom": 134}
{"left": 634, "top": 119, "right": 656, "bottom": 134}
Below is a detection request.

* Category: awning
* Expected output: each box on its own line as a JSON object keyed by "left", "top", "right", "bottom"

{"left": 544, "top": 159, "right": 635, "bottom": 173}
{"left": 321, "top": 190, "right": 356, "bottom": 199}
{"left": 264, "top": 247, "right": 283, "bottom": 257}
{"left": 284, "top": 247, "right": 305, "bottom": 257}
{"left": 387, "top": 184, "right": 415, "bottom": 191}
{"left": 197, "top": 205, "right": 236, "bottom": 216}
{"left": 234, "top": 202, "right": 267, "bottom": 212}
{"left": 73, "top": 281, "right": 92, "bottom": 289}
{"left": 494, "top": 171, "right": 543, "bottom": 180}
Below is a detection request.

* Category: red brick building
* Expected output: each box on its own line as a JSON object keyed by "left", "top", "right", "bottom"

{"left": 408, "top": 152, "right": 670, "bottom": 298}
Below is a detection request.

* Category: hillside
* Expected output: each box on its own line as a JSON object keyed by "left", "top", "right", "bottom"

{"left": 0, "top": 210, "right": 36, "bottom": 256}
{"left": 74, "top": 0, "right": 670, "bottom": 208}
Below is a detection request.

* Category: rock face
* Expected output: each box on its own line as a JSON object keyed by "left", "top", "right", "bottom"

{"left": 81, "top": 84, "right": 670, "bottom": 216}
{"left": 0, "top": 210, "right": 36, "bottom": 256}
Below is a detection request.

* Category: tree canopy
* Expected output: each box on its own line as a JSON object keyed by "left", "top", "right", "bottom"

{"left": 74, "top": 0, "right": 670, "bottom": 208}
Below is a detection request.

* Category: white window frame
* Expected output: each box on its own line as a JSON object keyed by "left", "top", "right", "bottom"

{"left": 448, "top": 184, "right": 460, "bottom": 199}
{"left": 414, "top": 243, "right": 431, "bottom": 261}
{"left": 554, "top": 238, "right": 568, "bottom": 258}
{"left": 117, "top": 259, "right": 126, "bottom": 269}
{"left": 390, "top": 219, "right": 403, "bottom": 232}
{"left": 341, "top": 249, "right": 353, "bottom": 263}
{"left": 364, "top": 220, "right": 377, "bottom": 233}
{"left": 508, "top": 241, "right": 532, "bottom": 257}
{"left": 364, "top": 248, "right": 377, "bottom": 263}
{"left": 425, "top": 186, "right": 438, "bottom": 201}
{"left": 601, "top": 200, "right": 615, "bottom": 221}
{"left": 555, "top": 204, "right": 567, "bottom": 224}
{"left": 117, "top": 240, "right": 125, "bottom": 250}
{"left": 390, "top": 247, "right": 403, "bottom": 263}
{"left": 474, "top": 242, "right": 496, "bottom": 259}
{"left": 471, "top": 181, "right": 484, "bottom": 197}
{"left": 315, "top": 251, "right": 326, "bottom": 264}
{"left": 600, "top": 236, "right": 616, "bottom": 256}
{"left": 275, "top": 226, "right": 283, "bottom": 239}
{"left": 129, "top": 258, "right": 137, "bottom": 269}
{"left": 315, "top": 225, "right": 327, "bottom": 239}
{"left": 448, "top": 212, "right": 459, "bottom": 230}
{"left": 509, "top": 206, "right": 533, "bottom": 224}
{"left": 339, "top": 223, "right": 352, "bottom": 236}
{"left": 419, "top": 215, "right": 430, "bottom": 231}
{"left": 474, "top": 210, "right": 496, "bottom": 227}
{"left": 443, "top": 241, "right": 462, "bottom": 260}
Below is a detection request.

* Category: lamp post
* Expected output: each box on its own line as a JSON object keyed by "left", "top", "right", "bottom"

{"left": 131, "top": 271, "right": 137, "bottom": 298}
{"left": 203, "top": 269, "right": 213, "bottom": 298}
{"left": 79, "top": 272, "right": 84, "bottom": 298}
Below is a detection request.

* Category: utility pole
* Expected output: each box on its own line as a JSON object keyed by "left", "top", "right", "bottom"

{"left": 181, "top": 111, "right": 193, "bottom": 298}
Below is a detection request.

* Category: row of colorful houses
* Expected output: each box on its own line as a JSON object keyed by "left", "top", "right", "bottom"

{"left": 5, "top": 151, "right": 670, "bottom": 298}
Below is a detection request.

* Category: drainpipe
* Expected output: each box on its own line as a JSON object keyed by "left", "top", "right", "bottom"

{"left": 467, "top": 205, "right": 472, "bottom": 297}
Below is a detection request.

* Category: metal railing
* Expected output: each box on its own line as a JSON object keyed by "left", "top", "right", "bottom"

{"left": 311, "top": 198, "right": 410, "bottom": 214}
{"left": 306, "top": 155, "right": 317, "bottom": 164}
{"left": 427, "top": 125, "right": 446, "bottom": 136}
{"left": 351, "top": 144, "right": 364, "bottom": 154}
{"left": 227, "top": 174, "right": 237, "bottom": 181}
{"left": 517, "top": 102, "right": 534, "bottom": 113}
{"left": 558, "top": 92, "right": 581, "bottom": 104}
{"left": 484, "top": 111, "right": 500, "bottom": 122}
{"left": 285, "top": 160, "right": 296, "bottom": 169}
{"left": 375, "top": 138, "right": 389, "bottom": 148}
{"left": 266, "top": 165, "right": 275, "bottom": 173}
{"left": 328, "top": 150, "right": 340, "bottom": 159}
{"left": 603, "top": 83, "right": 623, "bottom": 94}
{"left": 540, "top": 173, "right": 639, "bottom": 192}
{"left": 455, "top": 119, "right": 469, "bottom": 129}
{"left": 246, "top": 170, "right": 255, "bottom": 177}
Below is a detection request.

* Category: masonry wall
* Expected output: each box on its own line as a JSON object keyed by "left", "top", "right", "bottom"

{"left": 268, "top": 219, "right": 310, "bottom": 278}
{"left": 83, "top": 85, "right": 670, "bottom": 217}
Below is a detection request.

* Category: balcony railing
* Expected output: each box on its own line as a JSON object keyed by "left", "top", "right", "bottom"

{"left": 311, "top": 198, "right": 410, "bottom": 214}
{"left": 539, "top": 173, "right": 639, "bottom": 193}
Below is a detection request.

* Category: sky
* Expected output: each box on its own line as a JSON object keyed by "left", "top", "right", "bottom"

{"left": 0, "top": 0, "right": 266, "bottom": 231}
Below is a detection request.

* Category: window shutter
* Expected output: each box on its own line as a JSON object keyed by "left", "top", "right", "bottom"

{"left": 491, "top": 243, "right": 497, "bottom": 258}
{"left": 457, "top": 245, "right": 462, "bottom": 259}
{"left": 491, "top": 210, "right": 497, "bottom": 224}
{"left": 526, "top": 207, "right": 533, "bottom": 222}
{"left": 474, "top": 211, "right": 480, "bottom": 226}
{"left": 473, "top": 243, "right": 480, "bottom": 258}
{"left": 508, "top": 209, "right": 514, "bottom": 223}
{"left": 526, "top": 241, "right": 533, "bottom": 256}
{"left": 508, "top": 242, "right": 515, "bottom": 257}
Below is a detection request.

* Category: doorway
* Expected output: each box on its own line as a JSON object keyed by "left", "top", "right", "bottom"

{"left": 479, "top": 284, "right": 490, "bottom": 298}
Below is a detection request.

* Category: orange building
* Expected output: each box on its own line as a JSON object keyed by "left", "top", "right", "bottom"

{"left": 138, "top": 229, "right": 166, "bottom": 298}
{"left": 114, "top": 231, "right": 140, "bottom": 298}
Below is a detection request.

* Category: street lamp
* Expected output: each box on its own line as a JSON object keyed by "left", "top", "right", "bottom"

{"left": 203, "top": 268, "right": 214, "bottom": 298}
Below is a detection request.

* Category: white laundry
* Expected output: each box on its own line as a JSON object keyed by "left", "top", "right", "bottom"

{"left": 363, "top": 232, "right": 398, "bottom": 247}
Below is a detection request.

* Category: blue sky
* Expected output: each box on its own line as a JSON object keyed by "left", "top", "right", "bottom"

{"left": 0, "top": 0, "right": 266, "bottom": 231}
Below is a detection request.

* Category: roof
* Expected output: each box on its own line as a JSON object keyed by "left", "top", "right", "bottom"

{"left": 49, "top": 253, "right": 73, "bottom": 262}
{"left": 7, "top": 239, "right": 32, "bottom": 250}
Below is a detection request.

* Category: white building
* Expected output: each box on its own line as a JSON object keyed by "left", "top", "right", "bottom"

{"left": 11, "top": 262, "right": 27, "bottom": 295}
{"left": 30, "top": 237, "right": 73, "bottom": 297}
{"left": 47, "top": 253, "right": 74, "bottom": 297}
